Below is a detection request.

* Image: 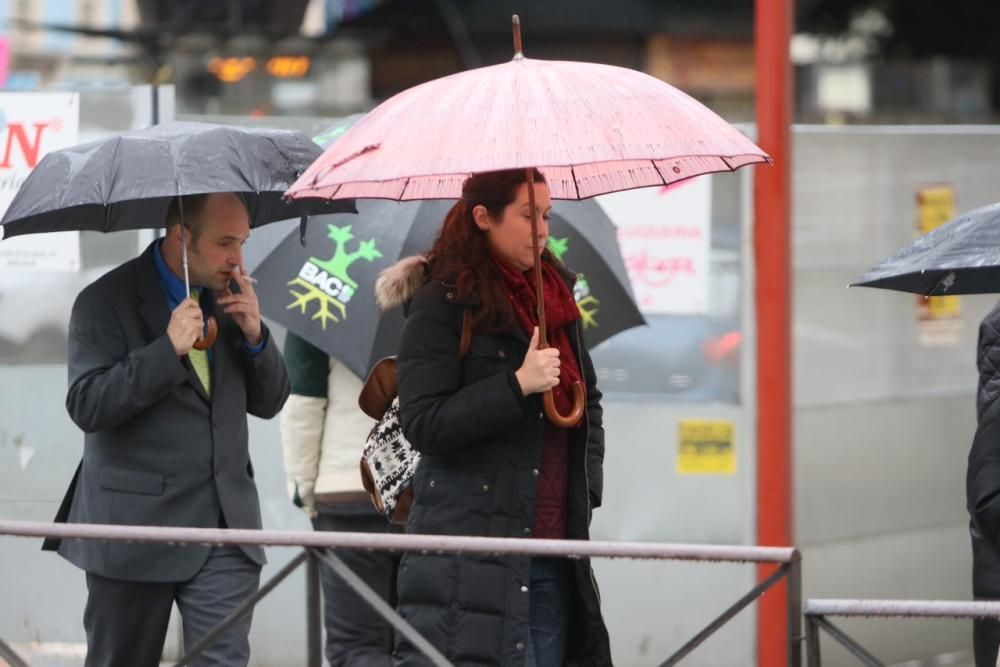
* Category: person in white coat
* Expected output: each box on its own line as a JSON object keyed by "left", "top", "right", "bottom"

{"left": 280, "top": 331, "right": 399, "bottom": 667}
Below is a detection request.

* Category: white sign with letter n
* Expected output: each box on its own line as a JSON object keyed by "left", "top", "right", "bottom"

{"left": 0, "top": 93, "right": 81, "bottom": 271}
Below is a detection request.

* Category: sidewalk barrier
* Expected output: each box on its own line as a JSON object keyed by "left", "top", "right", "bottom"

{"left": 804, "top": 599, "right": 1000, "bottom": 666}
{"left": 0, "top": 520, "right": 802, "bottom": 666}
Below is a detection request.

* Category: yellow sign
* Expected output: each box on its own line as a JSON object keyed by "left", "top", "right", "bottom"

{"left": 267, "top": 56, "right": 311, "bottom": 79}
{"left": 208, "top": 57, "right": 256, "bottom": 83}
{"left": 915, "top": 185, "right": 960, "bottom": 345}
{"left": 676, "top": 420, "right": 735, "bottom": 475}
{"left": 917, "top": 186, "right": 955, "bottom": 235}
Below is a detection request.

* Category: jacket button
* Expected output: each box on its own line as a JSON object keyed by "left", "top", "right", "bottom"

{"left": 531, "top": 468, "right": 539, "bottom": 477}
{"left": 523, "top": 527, "right": 532, "bottom": 536}
{"left": 515, "top": 641, "right": 525, "bottom": 651}
{"left": 498, "top": 350, "right": 506, "bottom": 358}
{"left": 482, "top": 484, "right": 489, "bottom": 492}
{"left": 538, "top": 412, "right": 544, "bottom": 419}
{"left": 429, "top": 480, "right": 436, "bottom": 487}
{"left": 520, "top": 585, "right": 528, "bottom": 593}
{"left": 446, "top": 291, "right": 454, "bottom": 299}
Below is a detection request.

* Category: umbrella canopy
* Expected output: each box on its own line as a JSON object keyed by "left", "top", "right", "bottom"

{"left": 0, "top": 121, "right": 353, "bottom": 238}
{"left": 284, "top": 16, "right": 766, "bottom": 425}
{"left": 244, "top": 198, "right": 644, "bottom": 379}
{"left": 853, "top": 202, "right": 1000, "bottom": 295}
{"left": 285, "top": 40, "right": 768, "bottom": 203}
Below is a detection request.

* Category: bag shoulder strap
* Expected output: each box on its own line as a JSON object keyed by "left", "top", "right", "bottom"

{"left": 459, "top": 307, "right": 473, "bottom": 358}
{"left": 359, "top": 306, "right": 474, "bottom": 420}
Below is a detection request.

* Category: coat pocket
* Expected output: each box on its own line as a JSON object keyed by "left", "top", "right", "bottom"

{"left": 98, "top": 466, "right": 165, "bottom": 496}
{"left": 413, "top": 466, "right": 498, "bottom": 535}
{"left": 461, "top": 338, "right": 514, "bottom": 384}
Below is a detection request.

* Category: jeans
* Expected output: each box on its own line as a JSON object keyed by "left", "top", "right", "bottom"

{"left": 524, "top": 558, "right": 571, "bottom": 667}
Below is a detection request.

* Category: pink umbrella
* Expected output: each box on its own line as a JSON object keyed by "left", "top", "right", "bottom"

{"left": 287, "top": 16, "right": 769, "bottom": 425}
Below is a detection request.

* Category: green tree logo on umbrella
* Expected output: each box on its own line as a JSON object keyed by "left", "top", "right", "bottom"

{"left": 287, "top": 224, "right": 383, "bottom": 327}
{"left": 546, "top": 237, "right": 600, "bottom": 329}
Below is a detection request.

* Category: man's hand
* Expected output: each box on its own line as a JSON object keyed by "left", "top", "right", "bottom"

{"left": 217, "top": 264, "right": 263, "bottom": 346}
{"left": 167, "top": 298, "right": 207, "bottom": 356}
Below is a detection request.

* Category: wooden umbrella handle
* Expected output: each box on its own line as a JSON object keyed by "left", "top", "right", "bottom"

{"left": 543, "top": 382, "right": 585, "bottom": 428}
{"left": 192, "top": 315, "right": 217, "bottom": 351}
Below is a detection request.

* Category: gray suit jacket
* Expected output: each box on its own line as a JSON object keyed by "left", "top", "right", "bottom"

{"left": 45, "top": 242, "right": 290, "bottom": 582}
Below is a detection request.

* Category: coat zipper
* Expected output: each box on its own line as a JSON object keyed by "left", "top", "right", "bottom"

{"left": 574, "top": 320, "right": 602, "bottom": 609}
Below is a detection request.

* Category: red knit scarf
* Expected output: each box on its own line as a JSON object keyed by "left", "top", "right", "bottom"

{"left": 492, "top": 257, "right": 584, "bottom": 420}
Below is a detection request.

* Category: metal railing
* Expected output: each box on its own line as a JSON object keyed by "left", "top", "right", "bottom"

{"left": 804, "top": 598, "right": 1000, "bottom": 666}
{"left": 0, "top": 519, "right": 802, "bottom": 666}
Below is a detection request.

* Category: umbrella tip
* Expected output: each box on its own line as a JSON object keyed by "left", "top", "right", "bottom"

{"left": 511, "top": 15, "right": 523, "bottom": 59}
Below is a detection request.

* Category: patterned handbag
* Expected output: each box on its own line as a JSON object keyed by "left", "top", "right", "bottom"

{"left": 358, "top": 308, "right": 472, "bottom": 524}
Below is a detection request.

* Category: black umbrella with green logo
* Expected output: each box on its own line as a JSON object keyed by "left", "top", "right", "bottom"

{"left": 244, "top": 196, "right": 645, "bottom": 379}
{"left": 244, "top": 116, "right": 643, "bottom": 377}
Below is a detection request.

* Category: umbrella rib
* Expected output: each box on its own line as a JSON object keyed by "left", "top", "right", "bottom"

{"left": 263, "top": 134, "right": 295, "bottom": 187}
{"left": 655, "top": 160, "right": 669, "bottom": 187}
{"left": 104, "top": 136, "right": 124, "bottom": 232}
{"left": 570, "top": 164, "right": 581, "bottom": 200}
{"left": 927, "top": 271, "right": 957, "bottom": 296}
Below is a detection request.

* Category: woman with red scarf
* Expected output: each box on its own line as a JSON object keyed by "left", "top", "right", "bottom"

{"left": 382, "top": 168, "right": 611, "bottom": 666}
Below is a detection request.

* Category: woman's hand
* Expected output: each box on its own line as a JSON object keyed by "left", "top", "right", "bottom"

{"left": 515, "top": 327, "right": 561, "bottom": 395}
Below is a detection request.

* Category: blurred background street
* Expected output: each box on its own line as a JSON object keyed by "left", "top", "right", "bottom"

{"left": 3, "top": 1, "right": 1000, "bottom": 665}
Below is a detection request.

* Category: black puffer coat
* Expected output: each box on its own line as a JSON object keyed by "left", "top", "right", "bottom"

{"left": 392, "top": 263, "right": 611, "bottom": 666}
{"left": 969, "top": 301, "right": 1000, "bottom": 665}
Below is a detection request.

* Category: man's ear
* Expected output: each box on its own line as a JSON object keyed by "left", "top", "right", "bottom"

{"left": 472, "top": 205, "right": 490, "bottom": 231}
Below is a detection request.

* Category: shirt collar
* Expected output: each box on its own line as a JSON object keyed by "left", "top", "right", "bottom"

{"left": 152, "top": 238, "right": 201, "bottom": 305}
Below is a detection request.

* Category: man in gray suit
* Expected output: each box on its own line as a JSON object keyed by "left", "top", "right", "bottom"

{"left": 44, "top": 192, "right": 291, "bottom": 667}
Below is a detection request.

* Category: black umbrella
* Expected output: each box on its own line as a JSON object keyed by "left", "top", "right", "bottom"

{"left": 853, "top": 202, "right": 1000, "bottom": 295}
{"left": 244, "top": 198, "right": 645, "bottom": 379}
{"left": 1, "top": 120, "right": 354, "bottom": 348}
{"left": 0, "top": 121, "right": 352, "bottom": 238}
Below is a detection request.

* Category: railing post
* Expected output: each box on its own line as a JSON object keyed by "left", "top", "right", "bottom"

{"left": 0, "top": 638, "right": 30, "bottom": 667}
{"left": 787, "top": 553, "right": 803, "bottom": 667}
{"left": 307, "top": 549, "right": 323, "bottom": 667}
{"left": 804, "top": 614, "right": 821, "bottom": 667}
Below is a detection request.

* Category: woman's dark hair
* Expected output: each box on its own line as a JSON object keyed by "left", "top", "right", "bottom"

{"left": 427, "top": 168, "right": 552, "bottom": 331}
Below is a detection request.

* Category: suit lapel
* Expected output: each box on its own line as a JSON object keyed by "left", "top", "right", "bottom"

{"left": 136, "top": 246, "right": 170, "bottom": 343}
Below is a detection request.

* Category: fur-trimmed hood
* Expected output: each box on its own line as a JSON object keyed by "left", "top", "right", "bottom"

{"left": 375, "top": 255, "right": 429, "bottom": 312}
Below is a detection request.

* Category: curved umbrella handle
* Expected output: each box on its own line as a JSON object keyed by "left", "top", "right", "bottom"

{"left": 192, "top": 316, "right": 218, "bottom": 351}
{"left": 543, "top": 381, "right": 586, "bottom": 428}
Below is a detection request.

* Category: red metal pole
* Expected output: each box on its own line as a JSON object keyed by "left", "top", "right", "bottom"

{"left": 754, "top": 0, "right": 793, "bottom": 666}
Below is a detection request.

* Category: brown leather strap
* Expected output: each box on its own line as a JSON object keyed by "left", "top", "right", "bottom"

{"left": 358, "top": 357, "right": 398, "bottom": 420}
{"left": 458, "top": 307, "right": 473, "bottom": 358}
{"left": 314, "top": 491, "right": 373, "bottom": 507}
{"left": 359, "top": 307, "right": 474, "bottom": 421}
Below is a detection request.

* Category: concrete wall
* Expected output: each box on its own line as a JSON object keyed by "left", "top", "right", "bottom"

{"left": 792, "top": 127, "right": 1000, "bottom": 665}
